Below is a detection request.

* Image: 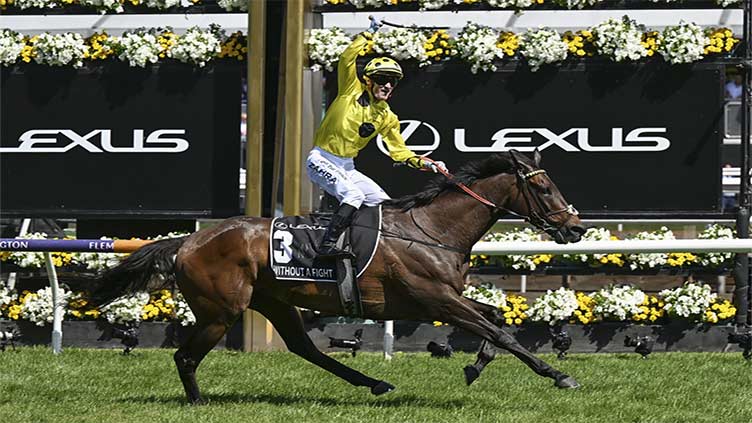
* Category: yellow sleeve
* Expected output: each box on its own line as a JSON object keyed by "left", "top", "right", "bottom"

{"left": 337, "top": 33, "right": 371, "bottom": 96}
{"left": 380, "top": 114, "right": 423, "bottom": 169}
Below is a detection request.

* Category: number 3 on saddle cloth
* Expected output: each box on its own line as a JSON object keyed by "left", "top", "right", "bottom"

{"left": 269, "top": 206, "right": 382, "bottom": 316}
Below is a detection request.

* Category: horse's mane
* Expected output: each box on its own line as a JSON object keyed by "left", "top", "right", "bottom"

{"left": 383, "top": 152, "right": 524, "bottom": 211}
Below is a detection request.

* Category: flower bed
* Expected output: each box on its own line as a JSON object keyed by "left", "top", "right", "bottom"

{"left": 306, "top": 20, "right": 739, "bottom": 73}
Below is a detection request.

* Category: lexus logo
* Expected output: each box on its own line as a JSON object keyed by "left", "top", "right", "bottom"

{"left": 377, "top": 121, "right": 671, "bottom": 153}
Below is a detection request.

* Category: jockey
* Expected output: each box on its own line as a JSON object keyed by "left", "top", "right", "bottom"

{"left": 306, "top": 19, "right": 447, "bottom": 259}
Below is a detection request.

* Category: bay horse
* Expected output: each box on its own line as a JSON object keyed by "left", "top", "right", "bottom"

{"left": 91, "top": 149, "right": 585, "bottom": 404}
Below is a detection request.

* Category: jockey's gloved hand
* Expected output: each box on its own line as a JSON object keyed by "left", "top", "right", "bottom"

{"left": 368, "top": 16, "right": 383, "bottom": 33}
{"left": 424, "top": 160, "right": 447, "bottom": 174}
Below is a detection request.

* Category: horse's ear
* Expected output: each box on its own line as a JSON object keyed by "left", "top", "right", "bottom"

{"left": 533, "top": 148, "right": 542, "bottom": 167}
{"left": 509, "top": 149, "right": 523, "bottom": 168}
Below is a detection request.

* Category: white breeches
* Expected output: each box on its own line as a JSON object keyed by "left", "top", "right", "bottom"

{"left": 306, "top": 147, "right": 390, "bottom": 209}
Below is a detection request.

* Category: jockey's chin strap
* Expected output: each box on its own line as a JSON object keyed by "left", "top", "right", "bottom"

{"left": 513, "top": 169, "right": 579, "bottom": 233}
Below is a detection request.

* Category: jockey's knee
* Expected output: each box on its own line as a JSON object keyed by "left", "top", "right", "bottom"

{"left": 341, "top": 192, "right": 365, "bottom": 209}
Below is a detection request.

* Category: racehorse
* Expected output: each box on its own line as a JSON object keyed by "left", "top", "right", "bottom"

{"left": 90, "top": 149, "right": 585, "bottom": 404}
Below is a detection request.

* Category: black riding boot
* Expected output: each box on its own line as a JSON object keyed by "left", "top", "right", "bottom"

{"left": 317, "top": 203, "right": 357, "bottom": 259}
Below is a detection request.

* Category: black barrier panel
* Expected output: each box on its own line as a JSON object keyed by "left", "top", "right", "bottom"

{"left": 0, "top": 62, "right": 241, "bottom": 218}
{"left": 328, "top": 61, "right": 723, "bottom": 216}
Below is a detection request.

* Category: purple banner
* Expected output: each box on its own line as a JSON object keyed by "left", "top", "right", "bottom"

{"left": 0, "top": 238, "right": 115, "bottom": 252}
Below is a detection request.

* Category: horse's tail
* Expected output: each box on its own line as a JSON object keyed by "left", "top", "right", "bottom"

{"left": 89, "top": 236, "right": 188, "bottom": 307}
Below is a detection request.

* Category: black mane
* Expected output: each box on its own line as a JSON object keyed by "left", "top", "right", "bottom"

{"left": 383, "top": 152, "right": 523, "bottom": 211}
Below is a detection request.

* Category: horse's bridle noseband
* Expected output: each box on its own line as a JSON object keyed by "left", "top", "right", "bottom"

{"left": 514, "top": 168, "right": 578, "bottom": 234}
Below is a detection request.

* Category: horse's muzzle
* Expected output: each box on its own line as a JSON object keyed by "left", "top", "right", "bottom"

{"left": 550, "top": 223, "right": 586, "bottom": 244}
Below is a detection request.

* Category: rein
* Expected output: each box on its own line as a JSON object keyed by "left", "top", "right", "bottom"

{"left": 350, "top": 223, "right": 467, "bottom": 254}
{"left": 421, "top": 157, "right": 498, "bottom": 208}
{"left": 421, "top": 156, "right": 577, "bottom": 234}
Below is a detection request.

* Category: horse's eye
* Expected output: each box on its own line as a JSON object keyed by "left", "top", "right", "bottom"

{"left": 541, "top": 186, "right": 552, "bottom": 196}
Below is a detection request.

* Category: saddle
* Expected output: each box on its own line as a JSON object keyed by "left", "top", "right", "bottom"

{"left": 269, "top": 205, "right": 382, "bottom": 316}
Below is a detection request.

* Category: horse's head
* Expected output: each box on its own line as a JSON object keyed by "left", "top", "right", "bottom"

{"left": 507, "top": 150, "right": 585, "bottom": 244}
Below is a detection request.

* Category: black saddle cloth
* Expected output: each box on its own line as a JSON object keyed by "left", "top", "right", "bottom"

{"left": 269, "top": 205, "right": 381, "bottom": 282}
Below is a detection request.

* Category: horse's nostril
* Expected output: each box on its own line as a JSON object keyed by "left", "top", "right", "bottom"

{"left": 571, "top": 225, "right": 586, "bottom": 235}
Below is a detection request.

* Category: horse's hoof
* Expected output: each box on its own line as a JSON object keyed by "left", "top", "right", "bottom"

{"left": 188, "top": 397, "right": 208, "bottom": 406}
{"left": 463, "top": 365, "right": 481, "bottom": 386}
{"left": 554, "top": 375, "right": 580, "bottom": 389}
{"left": 371, "top": 381, "right": 395, "bottom": 396}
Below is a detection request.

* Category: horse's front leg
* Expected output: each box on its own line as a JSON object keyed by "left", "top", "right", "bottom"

{"left": 434, "top": 291, "right": 579, "bottom": 389}
{"left": 250, "top": 293, "right": 394, "bottom": 395}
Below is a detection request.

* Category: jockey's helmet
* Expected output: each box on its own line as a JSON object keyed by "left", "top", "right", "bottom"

{"left": 364, "top": 57, "right": 403, "bottom": 80}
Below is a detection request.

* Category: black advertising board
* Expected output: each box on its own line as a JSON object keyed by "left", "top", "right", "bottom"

{"left": 0, "top": 62, "right": 241, "bottom": 218}
{"left": 333, "top": 61, "right": 723, "bottom": 217}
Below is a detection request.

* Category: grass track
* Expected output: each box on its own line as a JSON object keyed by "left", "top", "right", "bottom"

{"left": 1, "top": 347, "right": 751, "bottom": 423}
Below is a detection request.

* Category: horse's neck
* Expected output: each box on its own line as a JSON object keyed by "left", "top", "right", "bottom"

{"left": 418, "top": 177, "right": 509, "bottom": 252}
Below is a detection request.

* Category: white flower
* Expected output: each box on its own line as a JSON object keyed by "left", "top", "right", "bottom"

{"left": 348, "top": 0, "right": 393, "bottom": 8}
{"left": 487, "top": 0, "right": 536, "bottom": 8}
{"left": 374, "top": 28, "right": 428, "bottom": 65}
{"left": 519, "top": 27, "right": 569, "bottom": 72}
{"left": 590, "top": 285, "right": 645, "bottom": 321}
{"left": 590, "top": 16, "right": 648, "bottom": 62}
{"left": 660, "top": 282, "right": 716, "bottom": 320}
{"left": 115, "top": 31, "right": 161, "bottom": 68}
{"left": 217, "top": 0, "right": 248, "bottom": 11}
{"left": 626, "top": 226, "right": 675, "bottom": 270}
{"left": 697, "top": 224, "right": 735, "bottom": 267}
{"left": 528, "top": 287, "right": 578, "bottom": 325}
{"left": 463, "top": 283, "right": 506, "bottom": 309}
{"left": 455, "top": 22, "right": 504, "bottom": 74}
{"left": 143, "top": 0, "right": 182, "bottom": 9}
{"left": 174, "top": 291, "right": 196, "bottom": 326}
{"left": 715, "top": 0, "right": 740, "bottom": 6}
{"left": 551, "top": 0, "right": 604, "bottom": 9}
{"left": 562, "top": 227, "right": 613, "bottom": 264}
{"left": 482, "top": 227, "right": 545, "bottom": 270}
{"left": 78, "top": 0, "right": 124, "bottom": 13}
{"left": 306, "top": 27, "right": 352, "bottom": 72}
{"left": 0, "top": 29, "right": 26, "bottom": 66}
{"left": 12, "top": 0, "right": 57, "bottom": 9}
{"left": 0, "top": 280, "right": 17, "bottom": 313}
{"left": 168, "top": 26, "right": 222, "bottom": 67}
{"left": 76, "top": 237, "right": 128, "bottom": 272}
{"left": 20, "top": 286, "right": 72, "bottom": 327}
{"left": 101, "top": 292, "right": 151, "bottom": 324}
{"left": 33, "top": 33, "right": 89, "bottom": 68}
{"left": 658, "top": 21, "right": 709, "bottom": 64}
{"left": 419, "top": 0, "right": 465, "bottom": 9}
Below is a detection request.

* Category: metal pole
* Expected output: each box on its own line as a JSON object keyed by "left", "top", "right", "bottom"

{"left": 736, "top": 0, "right": 752, "bottom": 327}
{"left": 44, "top": 252, "right": 63, "bottom": 355}
{"left": 383, "top": 320, "right": 394, "bottom": 360}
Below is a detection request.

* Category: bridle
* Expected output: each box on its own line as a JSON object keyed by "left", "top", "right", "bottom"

{"left": 512, "top": 169, "right": 579, "bottom": 234}
{"left": 421, "top": 157, "right": 578, "bottom": 234}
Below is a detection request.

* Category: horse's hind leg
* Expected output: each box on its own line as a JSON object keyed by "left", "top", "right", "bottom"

{"left": 174, "top": 318, "right": 236, "bottom": 404}
{"left": 174, "top": 270, "right": 252, "bottom": 404}
{"left": 250, "top": 293, "right": 394, "bottom": 395}
{"left": 442, "top": 295, "right": 579, "bottom": 389}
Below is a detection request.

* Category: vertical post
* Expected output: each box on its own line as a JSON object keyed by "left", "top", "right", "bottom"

{"left": 283, "top": 0, "right": 304, "bottom": 216}
{"left": 243, "top": 0, "right": 284, "bottom": 352}
{"left": 735, "top": 0, "right": 752, "bottom": 327}
{"left": 520, "top": 274, "right": 527, "bottom": 293}
{"left": 44, "top": 252, "right": 63, "bottom": 355}
{"left": 383, "top": 320, "right": 394, "bottom": 360}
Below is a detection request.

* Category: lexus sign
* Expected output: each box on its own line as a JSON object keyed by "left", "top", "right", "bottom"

{"left": 1, "top": 62, "right": 242, "bottom": 218}
{"left": 345, "top": 61, "right": 723, "bottom": 215}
